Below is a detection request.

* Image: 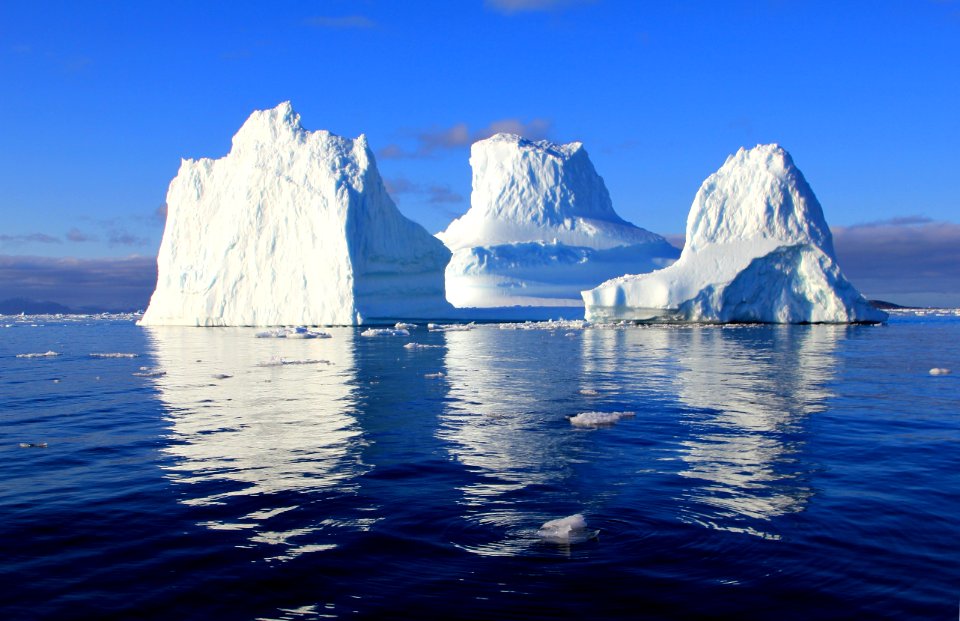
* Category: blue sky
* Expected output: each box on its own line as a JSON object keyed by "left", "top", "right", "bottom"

{"left": 1, "top": 0, "right": 958, "bottom": 308}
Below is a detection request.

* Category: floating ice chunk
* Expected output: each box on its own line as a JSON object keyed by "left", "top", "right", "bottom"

{"left": 427, "top": 323, "right": 474, "bottom": 332}
{"left": 569, "top": 411, "right": 635, "bottom": 428}
{"left": 578, "top": 388, "right": 600, "bottom": 396}
{"left": 258, "top": 357, "right": 332, "bottom": 367}
{"left": 424, "top": 372, "right": 445, "bottom": 379}
{"left": 133, "top": 367, "right": 166, "bottom": 377}
{"left": 255, "top": 329, "right": 287, "bottom": 338}
{"left": 395, "top": 322, "right": 416, "bottom": 330}
{"left": 537, "top": 514, "right": 599, "bottom": 544}
{"left": 404, "top": 342, "right": 442, "bottom": 350}
{"left": 929, "top": 368, "right": 951, "bottom": 376}
{"left": 256, "top": 327, "right": 332, "bottom": 339}
{"left": 360, "top": 328, "right": 409, "bottom": 337}
{"left": 18, "top": 442, "right": 48, "bottom": 449}
{"left": 90, "top": 352, "right": 139, "bottom": 358}
{"left": 16, "top": 351, "right": 59, "bottom": 358}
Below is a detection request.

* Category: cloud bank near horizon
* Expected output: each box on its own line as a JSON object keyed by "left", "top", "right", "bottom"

{"left": 0, "top": 218, "right": 957, "bottom": 310}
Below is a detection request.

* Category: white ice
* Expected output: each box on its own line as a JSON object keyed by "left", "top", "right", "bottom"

{"left": 537, "top": 514, "right": 599, "bottom": 544}
{"left": 569, "top": 411, "right": 636, "bottom": 428}
{"left": 437, "top": 133, "right": 679, "bottom": 308}
{"left": 583, "top": 144, "right": 887, "bottom": 324}
{"left": 140, "top": 102, "right": 452, "bottom": 327}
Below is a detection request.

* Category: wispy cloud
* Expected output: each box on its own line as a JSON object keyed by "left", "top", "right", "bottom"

{"left": 304, "top": 15, "right": 377, "bottom": 29}
{"left": 66, "top": 228, "right": 97, "bottom": 243}
{"left": 107, "top": 229, "right": 149, "bottom": 248}
{"left": 384, "top": 176, "right": 465, "bottom": 206}
{"left": 485, "top": 0, "right": 593, "bottom": 14}
{"left": 0, "top": 255, "right": 156, "bottom": 310}
{"left": 0, "top": 233, "right": 61, "bottom": 246}
{"left": 379, "top": 118, "right": 553, "bottom": 159}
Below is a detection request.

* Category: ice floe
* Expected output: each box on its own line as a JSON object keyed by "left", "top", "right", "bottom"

{"left": 537, "top": 514, "right": 599, "bottom": 544}
{"left": 929, "top": 368, "right": 951, "bottom": 376}
{"left": 569, "top": 411, "right": 635, "bottom": 428}
{"left": 90, "top": 352, "right": 139, "bottom": 358}
{"left": 360, "top": 328, "right": 410, "bottom": 337}
{"left": 403, "top": 342, "right": 442, "bottom": 350}
{"left": 16, "top": 351, "right": 59, "bottom": 358}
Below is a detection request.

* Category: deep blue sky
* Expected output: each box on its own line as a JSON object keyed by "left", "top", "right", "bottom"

{"left": 1, "top": 0, "right": 958, "bottom": 307}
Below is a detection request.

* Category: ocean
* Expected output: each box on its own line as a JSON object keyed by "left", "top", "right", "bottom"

{"left": 2, "top": 311, "right": 958, "bottom": 620}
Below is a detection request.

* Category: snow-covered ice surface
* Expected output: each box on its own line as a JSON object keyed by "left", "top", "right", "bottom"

{"left": 140, "top": 102, "right": 452, "bottom": 327}
{"left": 583, "top": 144, "right": 887, "bottom": 324}
{"left": 437, "top": 134, "right": 679, "bottom": 309}
{"left": 360, "top": 328, "right": 409, "bottom": 337}
{"left": 536, "top": 514, "right": 599, "bottom": 544}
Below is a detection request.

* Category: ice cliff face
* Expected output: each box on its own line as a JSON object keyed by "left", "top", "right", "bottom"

{"left": 582, "top": 144, "right": 886, "bottom": 323}
{"left": 437, "top": 134, "right": 679, "bottom": 308}
{"left": 140, "top": 102, "right": 452, "bottom": 326}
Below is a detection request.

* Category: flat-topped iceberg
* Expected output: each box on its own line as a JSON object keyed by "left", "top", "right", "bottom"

{"left": 437, "top": 133, "right": 679, "bottom": 308}
{"left": 582, "top": 144, "right": 886, "bottom": 324}
{"left": 140, "top": 102, "right": 452, "bottom": 327}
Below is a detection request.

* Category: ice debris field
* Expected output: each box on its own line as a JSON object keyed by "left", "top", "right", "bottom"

{"left": 136, "top": 102, "right": 886, "bottom": 327}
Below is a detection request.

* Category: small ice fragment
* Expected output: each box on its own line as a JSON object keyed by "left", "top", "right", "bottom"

{"left": 16, "top": 351, "right": 59, "bottom": 358}
{"left": 929, "top": 368, "right": 951, "bottom": 376}
{"left": 395, "top": 322, "right": 416, "bottom": 330}
{"left": 537, "top": 514, "right": 598, "bottom": 544}
{"left": 90, "top": 352, "right": 138, "bottom": 358}
{"left": 258, "top": 357, "right": 331, "bottom": 367}
{"left": 18, "top": 442, "right": 48, "bottom": 449}
{"left": 132, "top": 367, "right": 166, "bottom": 377}
{"left": 404, "top": 342, "right": 441, "bottom": 350}
{"left": 255, "top": 329, "right": 286, "bottom": 338}
{"left": 569, "top": 411, "right": 635, "bottom": 428}
{"left": 424, "top": 372, "right": 445, "bottom": 379}
{"left": 360, "top": 328, "right": 409, "bottom": 337}
{"left": 578, "top": 388, "right": 600, "bottom": 396}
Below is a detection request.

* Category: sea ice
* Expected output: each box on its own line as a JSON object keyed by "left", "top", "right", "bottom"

{"left": 929, "top": 368, "right": 951, "bottom": 376}
{"left": 537, "top": 514, "right": 599, "bottom": 544}
{"left": 360, "top": 328, "right": 410, "bottom": 337}
{"left": 16, "top": 351, "right": 59, "bottom": 358}
{"left": 403, "top": 342, "right": 441, "bottom": 350}
{"left": 140, "top": 102, "right": 452, "bottom": 327}
{"left": 89, "top": 353, "right": 139, "bottom": 358}
{"left": 569, "top": 411, "right": 636, "bottom": 428}
{"left": 582, "top": 144, "right": 887, "bottom": 324}
{"left": 437, "top": 133, "right": 679, "bottom": 308}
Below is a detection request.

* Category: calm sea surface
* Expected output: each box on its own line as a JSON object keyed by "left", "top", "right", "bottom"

{"left": 1, "top": 312, "right": 958, "bottom": 620}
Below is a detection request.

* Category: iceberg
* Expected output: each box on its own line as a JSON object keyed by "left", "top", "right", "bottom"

{"left": 582, "top": 144, "right": 887, "bottom": 324}
{"left": 140, "top": 102, "right": 452, "bottom": 327}
{"left": 437, "top": 133, "right": 679, "bottom": 309}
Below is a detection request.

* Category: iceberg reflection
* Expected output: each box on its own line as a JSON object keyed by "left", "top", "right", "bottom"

{"left": 437, "top": 327, "right": 588, "bottom": 555}
{"left": 671, "top": 325, "right": 841, "bottom": 537}
{"left": 143, "top": 326, "right": 372, "bottom": 560}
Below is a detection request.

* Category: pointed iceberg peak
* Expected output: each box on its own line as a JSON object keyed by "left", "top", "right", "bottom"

{"left": 230, "top": 101, "right": 309, "bottom": 150}
{"left": 685, "top": 143, "right": 834, "bottom": 257}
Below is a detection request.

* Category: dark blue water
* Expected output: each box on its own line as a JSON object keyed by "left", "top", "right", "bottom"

{"left": 1, "top": 312, "right": 958, "bottom": 620}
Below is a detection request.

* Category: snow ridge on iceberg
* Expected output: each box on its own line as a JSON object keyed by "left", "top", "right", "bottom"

{"left": 437, "top": 133, "right": 679, "bottom": 308}
{"left": 582, "top": 144, "right": 886, "bottom": 324}
{"left": 140, "top": 102, "right": 452, "bottom": 327}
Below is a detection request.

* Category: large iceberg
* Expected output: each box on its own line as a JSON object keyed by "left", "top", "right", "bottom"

{"left": 582, "top": 144, "right": 886, "bottom": 324}
{"left": 436, "top": 133, "right": 679, "bottom": 308}
{"left": 140, "top": 102, "right": 452, "bottom": 326}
